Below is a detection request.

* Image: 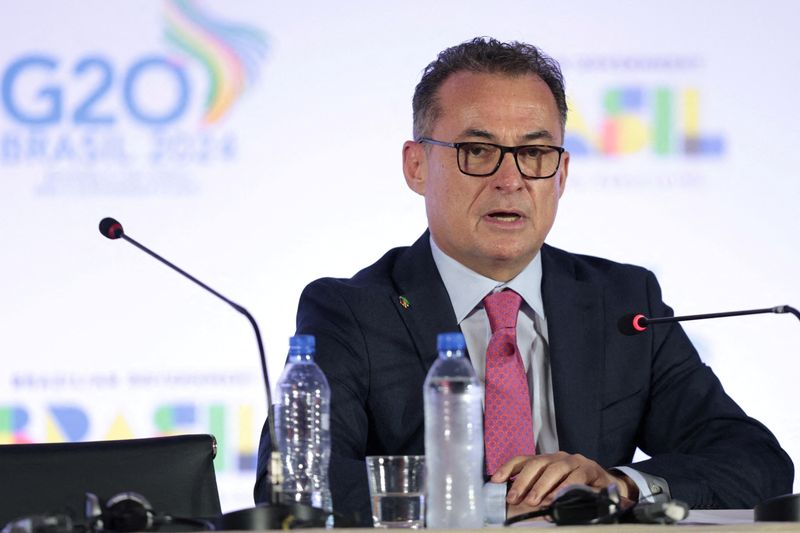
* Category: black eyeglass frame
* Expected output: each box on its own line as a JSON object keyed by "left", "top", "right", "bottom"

{"left": 417, "top": 137, "right": 566, "bottom": 180}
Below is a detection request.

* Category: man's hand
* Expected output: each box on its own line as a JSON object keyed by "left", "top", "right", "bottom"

{"left": 491, "top": 452, "right": 639, "bottom": 514}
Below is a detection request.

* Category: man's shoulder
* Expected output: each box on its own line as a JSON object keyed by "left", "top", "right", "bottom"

{"left": 542, "top": 243, "right": 653, "bottom": 283}
{"left": 303, "top": 241, "right": 415, "bottom": 296}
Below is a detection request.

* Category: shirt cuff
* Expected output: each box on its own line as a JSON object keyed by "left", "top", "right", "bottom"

{"left": 483, "top": 481, "right": 507, "bottom": 524}
{"left": 612, "top": 466, "right": 671, "bottom": 503}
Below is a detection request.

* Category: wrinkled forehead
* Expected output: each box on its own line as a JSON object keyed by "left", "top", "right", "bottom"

{"left": 431, "top": 71, "right": 563, "bottom": 139}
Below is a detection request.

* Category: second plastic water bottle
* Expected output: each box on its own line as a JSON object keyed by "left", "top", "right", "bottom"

{"left": 274, "top": 334, "right": 333, "bottom": 517}
{"left": 424, "top": 332, "right": 485, "bottom": 528}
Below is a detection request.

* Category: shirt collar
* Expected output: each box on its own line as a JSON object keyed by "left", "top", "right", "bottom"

{"left": 430, "top": 235, "right": 545, "bottom": 324}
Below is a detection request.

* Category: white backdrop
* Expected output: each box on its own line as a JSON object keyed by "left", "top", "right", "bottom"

{"left": 1, "top": 0, "right": 798, "bottom": 512}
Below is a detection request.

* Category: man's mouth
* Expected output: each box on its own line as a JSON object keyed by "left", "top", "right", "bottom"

{"left": 487, "top": 211, "right": 522, "bottom": 222}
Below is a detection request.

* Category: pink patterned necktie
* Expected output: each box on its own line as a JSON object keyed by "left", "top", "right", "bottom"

{"left": 483, "top": 289, "right": 536, "bottom": 475}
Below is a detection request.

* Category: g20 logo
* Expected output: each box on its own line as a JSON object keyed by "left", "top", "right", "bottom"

{"left": 2, "top": 54, "right": 191, "bottom": 126}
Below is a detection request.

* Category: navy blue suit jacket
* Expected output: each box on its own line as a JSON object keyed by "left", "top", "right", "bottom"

{"left": 255, "top": 232, "right": 792, "bottom": 523}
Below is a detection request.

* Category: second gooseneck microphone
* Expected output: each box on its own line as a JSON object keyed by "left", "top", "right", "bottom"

{"left": 618, "top": 305, "right": 799, "bottom": 335}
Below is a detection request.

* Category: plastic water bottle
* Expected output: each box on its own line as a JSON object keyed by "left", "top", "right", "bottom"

{"left": 424, "top": 332, "right": 485, "bottom": 528}
{"left": 274, "top": 334, "right": 333, "bottom": 519}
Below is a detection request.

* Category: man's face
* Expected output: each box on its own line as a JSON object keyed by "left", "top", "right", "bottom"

{"left": 403, "top": 71, "right": 569, "bottom": 281}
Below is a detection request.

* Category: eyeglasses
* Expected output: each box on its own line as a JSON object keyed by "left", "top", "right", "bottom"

{"left": 418, "top": 137, "right": 565, "bottom": 179}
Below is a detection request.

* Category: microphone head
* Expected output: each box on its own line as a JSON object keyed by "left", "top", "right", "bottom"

{"left": 618, "top": 313, "right": 648, "bottom": 336}
{"left": 99, "top": 217, "right": 124, "bottom": 240}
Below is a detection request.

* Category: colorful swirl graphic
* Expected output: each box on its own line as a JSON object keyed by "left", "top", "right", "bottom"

{"left": 164, "top": 0, "right": 267, "bottom": 124}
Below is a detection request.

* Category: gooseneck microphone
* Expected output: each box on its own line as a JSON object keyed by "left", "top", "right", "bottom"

{"left": 618, "top": 305, "right": 799, "bottom": 336}
{"left": 617, "top": 302, "right": 800, "bottom": 522}
{"left": 99, "top": 217, "right": 335, "bottom": 529}
{"left": 98, "top": 217, "right": 271, "bottom": 409}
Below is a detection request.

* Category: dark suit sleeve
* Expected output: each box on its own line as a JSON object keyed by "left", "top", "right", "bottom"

{"left": 626, "top": 271, "right": 793, "bottom": 508}
{"left": 255, "top": 278, "right": 374, "bottom": 525}
{"left": 254, "top": 417, "right": 271, "bottom": 504}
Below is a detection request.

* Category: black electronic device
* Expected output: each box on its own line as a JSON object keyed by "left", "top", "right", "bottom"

{"left": 1, "top": 492, "right": 213, "bottom": 533}
{"left": 502, "top": 483, "right": 689, "bottom": 526}
{"left": 0, "top": 435, "right": 220, "bottom": 529}
{"left": 86, "top": 492, "right": 156, "bottom": 533}
{"left": 755, "top": 493, "right": 800, "bottom": 522}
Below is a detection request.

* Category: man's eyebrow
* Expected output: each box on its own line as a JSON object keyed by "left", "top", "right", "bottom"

{"left": 456, "top": 128, "right": 557, "bottom": 143}
{"left": 522, "top": 130, "right": 555, "bottom": 142}
{"left": 458, "top": 128, "right": 495, "bottom": 140}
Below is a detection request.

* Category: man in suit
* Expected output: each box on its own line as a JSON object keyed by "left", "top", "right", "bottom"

{"left": 255, "top": 37, "right": 793, "bottom": 523}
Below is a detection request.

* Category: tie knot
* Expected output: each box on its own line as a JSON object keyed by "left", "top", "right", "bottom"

{"left": 483, "top": 289, "right": 522, "bottom": 332}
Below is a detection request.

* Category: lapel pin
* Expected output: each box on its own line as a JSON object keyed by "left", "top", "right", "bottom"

{"left": 399, "top": 296, "right": 410, "bottom": 309}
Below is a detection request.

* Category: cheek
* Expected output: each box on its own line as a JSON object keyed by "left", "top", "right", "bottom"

{"left": 428, "top": 186, "right": 466, "bottom": 224}
{"left": 529, "top": 181, "right": 561, "bottom": 213}
{"left": 429, "top": 174, "right": 475, "bottom": 214}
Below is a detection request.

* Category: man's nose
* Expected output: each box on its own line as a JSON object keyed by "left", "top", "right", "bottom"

{"left": 491, "top": 151, "right": 525, "bottom": 191}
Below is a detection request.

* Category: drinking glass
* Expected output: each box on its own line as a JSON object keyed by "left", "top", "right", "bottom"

{"left": 365, "top": 455, "right": 426, "bottom": 528}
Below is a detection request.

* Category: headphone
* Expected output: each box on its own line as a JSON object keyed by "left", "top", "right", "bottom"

{"left": 503, "top": 483, "right": 688, "bottom": 526}
{"left": 2, "top": 492, "right": 214, "bottom": 533}
{"left": 85, "top": 492, "right": 155, "bottom": 533}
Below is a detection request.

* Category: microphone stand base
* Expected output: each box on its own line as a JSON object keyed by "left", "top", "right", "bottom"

{"left": 755, "top": 493, "right": 800, "bottom": 522}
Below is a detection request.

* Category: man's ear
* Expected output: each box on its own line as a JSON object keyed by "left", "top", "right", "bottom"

{"left": 402, "top": 140, "right": 426, "bottom": 195}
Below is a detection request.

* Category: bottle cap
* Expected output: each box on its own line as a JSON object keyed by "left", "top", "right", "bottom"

{"left": 289, "top": 334, "right": 316, "bottom": 355}
{"left": 437, "top": 332, "right": 465, "bottom": 352}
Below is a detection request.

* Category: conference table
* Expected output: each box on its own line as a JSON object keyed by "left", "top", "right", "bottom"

{"left": 218, "top": 511, "right": 799, "bottom": 532}
{"left": 428, "top": 510, "right": 793, "bottom": 531}
{"left": 498, "top": 509, "right": 800, "bottom": 531}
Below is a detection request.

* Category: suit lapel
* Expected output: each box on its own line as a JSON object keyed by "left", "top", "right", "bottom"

{"left": 541, "top": 245, "right": 603, "bottom": 459}
{"left": 390, "top": 232, "right": 458, "bottom": 373}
